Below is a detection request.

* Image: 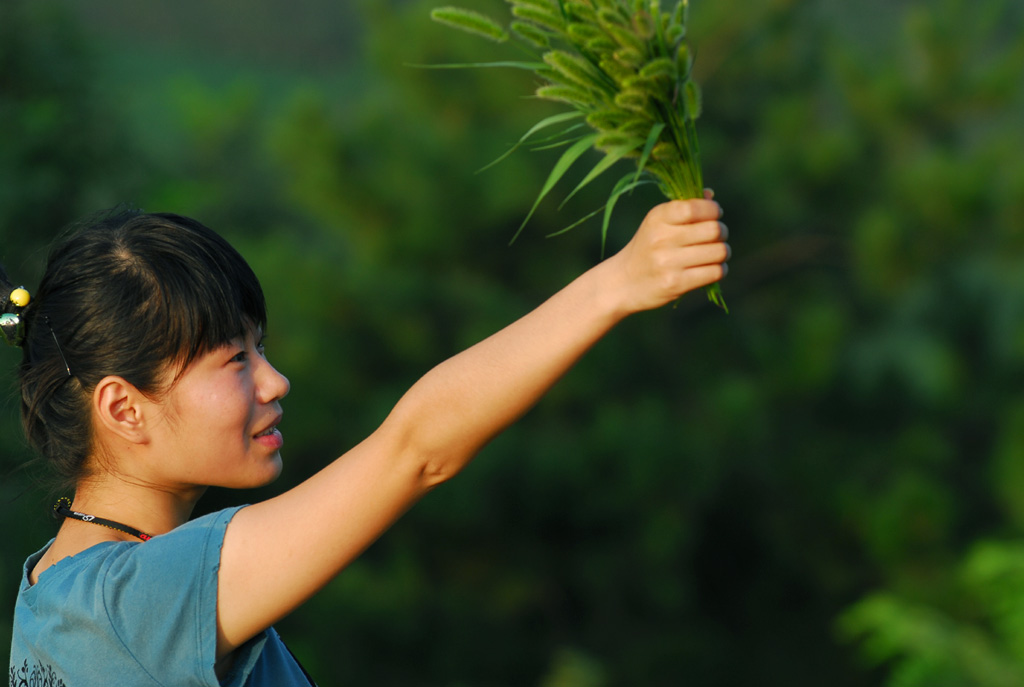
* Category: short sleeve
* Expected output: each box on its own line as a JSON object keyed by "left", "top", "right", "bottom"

{"left": 98, "top": 506, "right": 267, "bottom": 687}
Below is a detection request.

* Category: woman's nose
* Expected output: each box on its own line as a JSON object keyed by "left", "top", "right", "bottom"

{"left": 257, "top": 358, "right": 290, "bottom": 403}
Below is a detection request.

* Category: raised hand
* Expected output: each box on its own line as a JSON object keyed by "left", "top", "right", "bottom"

{"left": 599, "top": 195, "right": 730, "bottom": 315}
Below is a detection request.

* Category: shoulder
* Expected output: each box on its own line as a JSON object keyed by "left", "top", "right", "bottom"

{"left": 101, "top": 505, "right": 247, "bottom": 588}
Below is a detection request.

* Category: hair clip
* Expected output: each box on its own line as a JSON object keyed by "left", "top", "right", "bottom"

{"left": 1, "top": 286, "right": 31, "bottom": 348}
{"left": 44, "top": 316, "right": 72, "bottom": 378}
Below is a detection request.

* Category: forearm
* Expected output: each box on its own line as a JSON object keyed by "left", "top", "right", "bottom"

{"left": 382, "top": 259, "right": 626, "bottom": 486}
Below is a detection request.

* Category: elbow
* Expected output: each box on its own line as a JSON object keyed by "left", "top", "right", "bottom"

{"left": 402, "top": 427, "right": 478, "bottom": 491}
{"left": 381, "top": 400, "right": 477, "bottom": 492}
{"left": 415, "top": 450, "right": 464, "bottom": 491}
{"left": 378, "top": 424, "right": 464, "bottom": 492}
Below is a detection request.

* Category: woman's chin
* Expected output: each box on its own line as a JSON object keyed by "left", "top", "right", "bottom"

{"left": 224, "top": 454, "right": 284, "bottom": 490}
{"left": 256, "top": 453, "right": 285, "bottom": 486}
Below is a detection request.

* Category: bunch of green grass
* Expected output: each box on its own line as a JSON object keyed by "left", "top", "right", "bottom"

{"left": 430, "top": 0, "right": 726, "bottom": 311}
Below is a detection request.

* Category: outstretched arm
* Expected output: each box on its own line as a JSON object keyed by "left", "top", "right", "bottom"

{"left": 380, "top": 196, "right": 728, "bottom": 481}
{"left": 215, "top": 197, "right": 729, "bottom": 656}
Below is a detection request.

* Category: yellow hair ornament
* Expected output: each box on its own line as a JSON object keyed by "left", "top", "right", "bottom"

{"left": 10, "top": 288, "right": 30, "bottom": 308}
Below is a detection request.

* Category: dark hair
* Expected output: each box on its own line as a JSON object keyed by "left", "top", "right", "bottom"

{"left": 1, "top": 208, "right": 266, "bottom": 492}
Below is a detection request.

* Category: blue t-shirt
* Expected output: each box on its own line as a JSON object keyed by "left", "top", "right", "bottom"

{"left": 8, "top": 506, "right": 315, "bottom": 686}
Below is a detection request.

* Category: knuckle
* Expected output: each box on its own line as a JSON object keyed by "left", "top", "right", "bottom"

{"left": 673, "top": 200, "right": 694, "bottom": 223}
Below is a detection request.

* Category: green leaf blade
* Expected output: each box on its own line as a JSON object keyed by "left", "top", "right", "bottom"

{"left": 410, "top": 60, "right": 546, "bottom": 70}
{"left": 477, "top": 111, "right": 586, "bottom": 173}
{"left": 601, "top": 172, "right": 652, "bottom": 256}
{"left": 560, "top": 143, "right": 640, "bottom": 209}
{"left": 510, "top": 133, "right": 599, "bottom": 244}
{"left": 633, "top": 121, "right": 666, "bottom": 185}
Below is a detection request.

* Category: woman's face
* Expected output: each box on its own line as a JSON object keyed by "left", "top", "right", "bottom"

{"left": 146, "top": 328, "right": 291, "bottom": 491}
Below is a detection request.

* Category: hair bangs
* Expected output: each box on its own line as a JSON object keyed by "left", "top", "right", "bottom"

{"left": 134, "top": 213, "right": 267, "bottom": 375}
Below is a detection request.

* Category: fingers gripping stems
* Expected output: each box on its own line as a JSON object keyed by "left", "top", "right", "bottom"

{"left": 620, "top": 198, "right": 730, "bottom": 312}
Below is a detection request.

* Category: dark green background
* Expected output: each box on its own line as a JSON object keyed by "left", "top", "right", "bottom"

{"left": 2, "top": 0, "right": 1023, "bottom": 684}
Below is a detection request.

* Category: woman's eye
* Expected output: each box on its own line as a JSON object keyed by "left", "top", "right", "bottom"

{"left": 231, "top": 351, "right": 248, "bottom": 364}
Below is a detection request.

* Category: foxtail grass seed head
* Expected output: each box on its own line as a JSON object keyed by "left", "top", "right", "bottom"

{"left": 595, "top": 131, "right": 643, "bottom": 151}
{"left": 599, "top": 57, "right": 635, "bottom": 84}
{"left": 511, "top": 5, "right": 566, "bottom": 32}
{"left": 506, "top": 0, "right": 559, "bottom": 11}
{"left": 650, "top": 141, "right": 678, "bottom": 160}
{"left": 614, "top": 89, "right": 649, "bottom": 112}
{"left": 534, "top": 66, "right": 563, "bottom": 83}
{"left": 567, "top": 22, "right": 604, "bottom": 44}
{"left": 511, "top": 21, "right": 551, "bottom": 48}
{"left": 430, "top": 0, "right": 726, "bottom": 310}
{"left": 631, "top": 11, "right": 656, "bottom": 39}
{"left": 587, "top": 37, "right": 619, "bottom": 53}
{"left": 670, "top": 1, "right": 686, "bottom": 30}
{"left": 613, "top": 47, "right": 645, "bottom": 69}
{"left": 684, "top": 79, "right": 702, "bottom": 120}
{"left": 431, "top": 7, "right": 510, "bottom": 42}
{"left": 543, "top": 50, "right": 608, "bottom": 92}
{"left": 676, "top": 43, "right": 692, "bottom": 76}
{"left": 565, "top": 3, "right": 598, "bottom": 24}
{"left": 596, "top": 8, "right": 631, "bottom": 29}
{"left": 621, "top": 75, "right": 662, "bottom": 100}
{"left": 586, "top": 110, "right": 624, "bottom": 132}
{"left": 639, "top": 57, "right": 677, "bottom": 80}
{"left": 618, "top": 118, "right": 654, "bottom": 138}
{"left": 602, "top": 23, "right": 645, "bottom": 54}
{"left": 536, "top": 84, "right": 597, "bottom": 108}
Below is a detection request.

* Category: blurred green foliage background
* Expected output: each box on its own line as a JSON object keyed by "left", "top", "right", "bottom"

{"left": 2, "top": 0, "right": 1023, "bottom": 684}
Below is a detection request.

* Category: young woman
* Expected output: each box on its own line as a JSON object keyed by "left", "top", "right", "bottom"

{"left": 4, "top": 197, "right": 728, "bottom": 686}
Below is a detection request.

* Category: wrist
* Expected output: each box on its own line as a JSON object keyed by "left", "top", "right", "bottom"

{"left": 577, "top": 256, "right": 636, "bottom": 324}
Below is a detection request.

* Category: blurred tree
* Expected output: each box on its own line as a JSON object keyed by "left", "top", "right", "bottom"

{"left": 840, "top": 540, "right": 1024, "bottom": 686}
{"left": 0, "top": 0, "right": 144, "bottom": 264}
{"left": 2, "top": 0, "right": 1023, "bottom": 685}
{"left": 829, "top": 0, "right": 1024, "bottom": 682}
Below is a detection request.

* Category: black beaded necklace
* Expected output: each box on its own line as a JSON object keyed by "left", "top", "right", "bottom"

{"left": 53, "top": 497, "right": 153, "bottom": 542}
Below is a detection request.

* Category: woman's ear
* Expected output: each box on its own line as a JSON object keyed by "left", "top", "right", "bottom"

{"left": 92, "top": 375, "right": 154, "bottom": 444}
